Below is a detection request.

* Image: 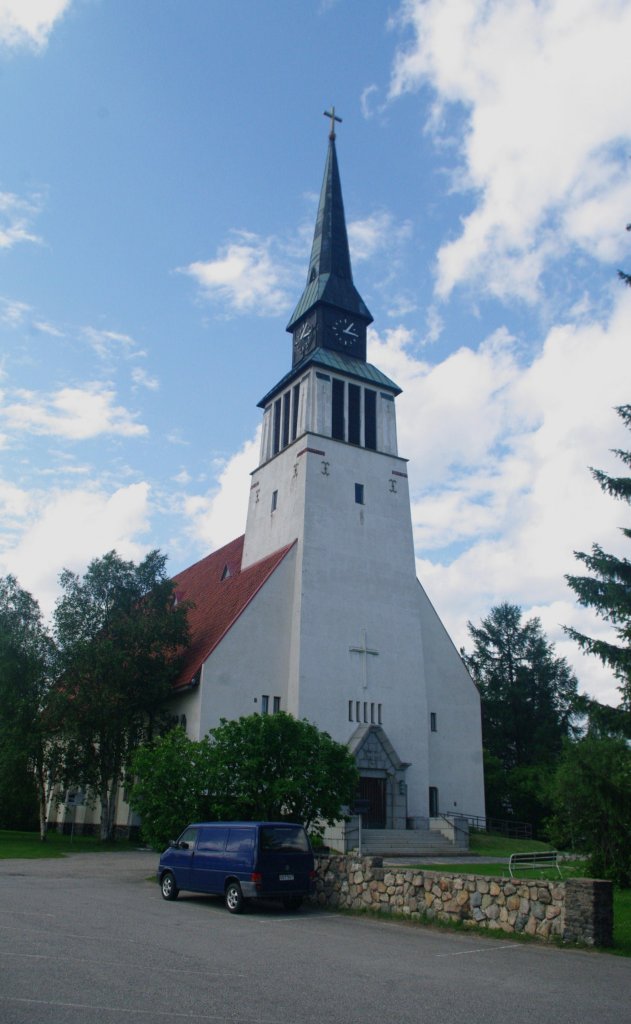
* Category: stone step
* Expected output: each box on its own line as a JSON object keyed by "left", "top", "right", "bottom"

{"left": 358, "top": 828, "right": 462, "bottom": 857}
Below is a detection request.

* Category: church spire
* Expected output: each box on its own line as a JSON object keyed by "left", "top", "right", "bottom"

{"left": 287, "top": 111, "right": 373, "bottom": 359}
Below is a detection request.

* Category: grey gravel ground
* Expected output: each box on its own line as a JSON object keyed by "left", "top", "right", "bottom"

{"left": 1, "top": 850, "right": 628, "bottom": 1024}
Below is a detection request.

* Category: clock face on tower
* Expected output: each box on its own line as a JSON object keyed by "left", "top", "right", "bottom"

{"left": 331, "top": 314, "right": 363, "bottom": 352}
{"left": 293, "top": 316, "right": 316, "bottom": 361}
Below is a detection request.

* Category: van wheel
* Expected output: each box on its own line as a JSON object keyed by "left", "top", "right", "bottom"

{"left": 225, "top": 881, "right": 244, "bottom": 914}
{"left": 282, "top": 896, "right": 302, "bottom": 911}
{"left": 161, "top": 871, "right": 178, "bottom": 901}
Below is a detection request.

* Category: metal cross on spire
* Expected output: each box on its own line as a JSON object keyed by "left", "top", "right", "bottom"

{"left": 323, "top": 106, "right": 342, "bottom": 140}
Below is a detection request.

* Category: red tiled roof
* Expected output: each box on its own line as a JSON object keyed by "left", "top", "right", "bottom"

{"left": 171, "top": 535, "right": 296, "bottom": 691}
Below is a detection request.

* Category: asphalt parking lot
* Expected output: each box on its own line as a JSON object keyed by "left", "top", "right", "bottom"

{"left": 0, "top": 851, "right": 629, "bottom": 1024}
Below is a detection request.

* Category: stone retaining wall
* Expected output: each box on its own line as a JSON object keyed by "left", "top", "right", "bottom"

{"left": 311, "top": 855, "right": 613, "bottom": 946}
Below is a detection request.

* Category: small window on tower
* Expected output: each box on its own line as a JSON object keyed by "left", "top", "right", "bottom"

{"left": 348, "top": 700, "right": 353, "bottom": 722}
{"left": 261, "top": 695, "right": 269, "bottom": 714}
{"left": 273, "top": 696, "right": 281, "bottom": 713}
{"left": 271, "top": 490, "right": 278, "bottom": 513}
{"left": 355, "top": 483, "right": 364, "bottom": 505}
{"left": 430, "top": 712, "right": 437, "bottom": 732}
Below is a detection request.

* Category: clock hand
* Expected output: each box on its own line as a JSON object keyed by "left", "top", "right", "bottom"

{"left": 343, "top": 323, "right": 358, "bottom": 336}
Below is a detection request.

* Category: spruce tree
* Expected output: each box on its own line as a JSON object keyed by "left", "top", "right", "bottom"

{"left": 463, "top": 603, "right": 581, "bottom": 830}
{"left": 564, "top": 405, "right": 631, "bottom": 710}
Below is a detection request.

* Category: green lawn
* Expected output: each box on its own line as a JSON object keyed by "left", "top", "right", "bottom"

{"left": 0, "top": 829, "right": 136, "bottom": 859}
{"left": 469, "top": 831, "right": 552, "bottom": 857}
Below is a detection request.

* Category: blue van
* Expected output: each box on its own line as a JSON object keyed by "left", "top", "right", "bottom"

{"left": 157, "top": 821, "right": 315, "bottom": 913}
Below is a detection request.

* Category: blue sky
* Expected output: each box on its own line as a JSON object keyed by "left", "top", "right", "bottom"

{"left": 1, "top": 0, "right": 631, "bottom": 706}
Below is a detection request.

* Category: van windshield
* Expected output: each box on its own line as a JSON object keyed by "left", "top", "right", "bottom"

{"left": 259, "top": 825, "right": 309, "bottom": 853}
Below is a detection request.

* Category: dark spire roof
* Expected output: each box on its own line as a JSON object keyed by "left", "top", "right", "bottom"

{"left": 287, "top": 134, "right": 373, "bottom": 332}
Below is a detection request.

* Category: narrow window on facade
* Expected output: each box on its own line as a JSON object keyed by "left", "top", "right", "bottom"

{"left": 363, "top": 702, "right": 368, "bottom": 723}
{"left": 348, "top": 383, "right": 361, "bottom": 445}
{"left": 378, "top": 703, "right": 382, "bottom": 725}
{"left": 273, "top": 696, "right": 281, "bottom": 713}
{"left": 332, "top": 378, "right": 345, "bottom": 440}
{"left": 272, "top": 398, "right": 281, "bottom": 455}
{"left": 364, "top": 389, "right": 377, "bottom": 450}
{"left": 430, "top": 712, "right": 437, "bottom": 732}
{"left": 355, "top": 483, "right": 364, "bottom": 505}
{"left": 356, "top": 700, "right": 360, "bottom": 722}
{"left": 291, "top": 383, "right": 300, "bottom": 441}
{"left": 271, "top": 489, "right": 278, "bottom": 512}
{"left": 349, "top": 700, "right": 353, "bottom": 722}
{"left": 261, "top": 695, "right": 269, "bottom": 714}
{"left": 282, "top": 391, "right": 291, "bottom": 449}
{"left": 370, "top": 703, "right": 375, "bottom": 724}
{"left": 429, "top": 786, "right": 439, "bottom": 817}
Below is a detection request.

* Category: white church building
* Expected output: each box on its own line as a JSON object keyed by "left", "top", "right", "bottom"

{"left": 53, "top": 117, "right": 485, "bottom": 849}
{"left": 166, "top": 116, "right": 485, "bottom": 849}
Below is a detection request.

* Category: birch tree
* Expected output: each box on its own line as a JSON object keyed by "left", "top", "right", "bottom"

{"left": 53, "top": 550, "right": 189, "bottom": 841}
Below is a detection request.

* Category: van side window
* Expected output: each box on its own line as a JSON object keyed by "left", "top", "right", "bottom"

{"left": 226, "top": 829, "right": 255, "bottom": 854}
{"left": 197, "top": 827, "right": 229, "bottom": 851}
{"left": 178, "top": 826, "right": 199, "bottom": 849}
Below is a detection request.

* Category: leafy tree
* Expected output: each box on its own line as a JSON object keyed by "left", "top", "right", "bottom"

{"left": 130, "top": 712, "right": 359, "bottom": 849}
{"left": 53, "top": 550, "right": 190, "bottom": 841}
{"left": 463, "top": 602, "right": 582, "bottom": 830}
{"left": 564, "top": 404, "right": 631, "bottom": 710}
{"left": 0, "top": 576, "right": 58, "bottom": 838}
{"left": 206, "top": 712, "right": 359, "bottom": 829}
{"left": 549, "top": 734, "right": 631, "bottom": 887}
{"left": 130, "top": 727, "right": 215, "bottom": 850}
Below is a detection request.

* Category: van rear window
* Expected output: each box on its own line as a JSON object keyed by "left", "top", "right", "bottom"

{"left": 260, "top": 826, "right": 309, "bottom": 853}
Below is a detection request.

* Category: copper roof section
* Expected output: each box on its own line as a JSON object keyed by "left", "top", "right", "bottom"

{"left": 286, "top": 134, "right": 372, "bottom": 333}
{"left": 171, "top": 535, "right": 296, "bottom": 691}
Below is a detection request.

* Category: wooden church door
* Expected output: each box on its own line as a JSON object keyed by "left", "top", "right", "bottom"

{"left": 358, "top": 777, "right": 386, "bottom": 828}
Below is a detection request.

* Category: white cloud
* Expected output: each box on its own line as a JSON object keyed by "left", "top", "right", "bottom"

{"left": 131, "top": 366, "right": 159, "bottom": 391}
{"left": 371, "top": 287, "right": 631, "bottom": 705}
{"left": 182, "top": 430, "right": 260, "bottom": 552}
{"left": 349, "top": 211, "right": 412, "bottom": 264}
{"left": 0, "top": 190, "right": 42, "bottom": 249}
{"left": 389, "top": 0, "right": 631, "bottom": 300}
{"left": 1, "top": 296, "right": 31, "bottom": 324}
{"left": 1, "top": 382, "right": 148, "bottom": 440}
{"left": 33, "top": 320, "right": 64, "bottom": 337}
{"left": 181, "top": 231, "right": 291, "bottom": 316}
{"left": 0, "top": 482, "right": 151, "bottom": 618}
{"left": 0, "top": 0, "right": 72, "bottom": 50}
{"left": 81, "top": 326, "right": 138, "bottom": 359}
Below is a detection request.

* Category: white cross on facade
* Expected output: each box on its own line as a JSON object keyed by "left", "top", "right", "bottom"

{"left": 349, "top": 629, "right": 379, "bottom": 689}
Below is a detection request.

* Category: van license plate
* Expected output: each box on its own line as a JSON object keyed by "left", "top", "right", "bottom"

{"left": 279, "top": 874, "right": 294, "bottom": 881}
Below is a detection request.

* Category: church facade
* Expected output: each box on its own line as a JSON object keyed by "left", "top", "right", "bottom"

{"left": 167, "top": 117, "right": 486, "bottom": 840}
{"left": 50, "top": 117, "right": 485, "bottom": 843}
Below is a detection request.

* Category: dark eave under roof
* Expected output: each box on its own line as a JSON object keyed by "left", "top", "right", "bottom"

{"left": 257, "top": 347, "right": 401, "bottom": 409}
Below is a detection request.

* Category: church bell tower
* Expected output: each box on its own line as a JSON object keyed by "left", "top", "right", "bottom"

{"left": 241, "top": 112, "right": 485, "bottom": 831}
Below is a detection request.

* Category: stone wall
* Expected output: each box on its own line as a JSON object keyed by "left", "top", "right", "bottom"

{"left": 312, "top": 855, "right": 613, "bottom": 946}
